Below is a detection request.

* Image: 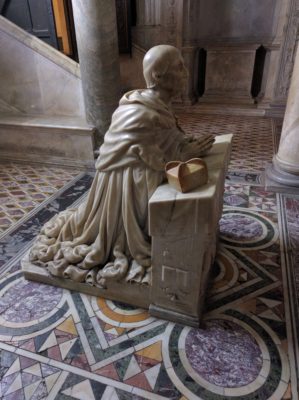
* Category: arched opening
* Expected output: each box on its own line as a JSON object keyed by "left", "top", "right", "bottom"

{"left": 251, "top": 45, "right": 267, "bottom": 99}
{"left": 197, "top": 48, "right": 207, "bottom": 97}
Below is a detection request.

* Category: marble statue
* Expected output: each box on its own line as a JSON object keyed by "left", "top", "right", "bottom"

{"left": 28, "top": 45, "right": 215, "bottom": 289}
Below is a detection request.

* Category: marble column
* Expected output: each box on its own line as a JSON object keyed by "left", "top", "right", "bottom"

{"left": 267, "top": 43, "right": 299, "bottom": 187}
{"left": 72, "top": 0, "right": 121, "bottom": 146}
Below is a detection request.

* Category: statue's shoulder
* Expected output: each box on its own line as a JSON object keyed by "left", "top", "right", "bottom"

{"left": 113, "top": 89, "right": 174, "bottom": 129}
{"left": 109, "top": 90, "right": 162, "bottom": 129}
{"left": 119, "top": 90, "right": 159, "bottom": 111}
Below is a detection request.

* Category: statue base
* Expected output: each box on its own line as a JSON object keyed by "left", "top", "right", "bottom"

{"left": 22, "top": 253, "right": 151, "bottom": 308}
{"left": 22, "top": 254, "right": 205, "bottom": 328}
{"left": 22, "top": 134, "right": 233, "bottom": 327}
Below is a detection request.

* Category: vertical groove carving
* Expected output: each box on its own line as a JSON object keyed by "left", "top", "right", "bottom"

{"left": 136, "top": 0, "right": 160, "bottom": 26}
{"left": 275, "top": 0, "right": 299, "bottom": 100}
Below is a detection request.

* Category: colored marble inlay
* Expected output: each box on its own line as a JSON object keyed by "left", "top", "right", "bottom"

{"left": 178, "top": 113, "right": 273, "bottom": 172}
{"left": 220, "top": 213, "right": 263, "bottom": 241}
{"left": 224, "top": 184, "right": 277, "bottom": 211}
{"left": 185, "top": 319, "right": 263, "bottom": 387}
{"left": 0, "top": 162, "right": 80, "bottom": 234}
{"left": 283, "top": 195, "right": 299, "bottom": 339}
{"left": 0, "top": 114, "right": 297, "bottom": 400}
{"left": 284, "top": 197, "right": 299, "bottom": 256}
{"left": 0, "top": 278, "right": 62, "bottom": 322}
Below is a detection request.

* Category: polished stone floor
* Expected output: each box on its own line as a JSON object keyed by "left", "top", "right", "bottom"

{"left": 0, "top": 114, "right": 298, "bottom": 400}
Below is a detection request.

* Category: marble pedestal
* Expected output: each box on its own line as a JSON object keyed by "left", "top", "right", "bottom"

{"left": 149, "top": 134, "right": 232, "bottom": 325}
{"left": 22, "top": 134, "right": 232, "bottom": 327}
{"left": 199, "top": 45, "right": 258, "bottom": 105}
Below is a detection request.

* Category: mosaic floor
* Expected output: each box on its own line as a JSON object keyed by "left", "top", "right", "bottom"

{"left": 177, "top": 113, "right": 275, "bottom": 172}
{"left": 0, "top": 114, "right": 298, "bottom": 400}
{"left": 0, "top": 164, "right": 80, "bottom": 235}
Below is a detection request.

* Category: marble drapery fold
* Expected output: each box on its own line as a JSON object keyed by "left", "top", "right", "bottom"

{"left": 29, "top": 90, "right": 195, "bottom": 287}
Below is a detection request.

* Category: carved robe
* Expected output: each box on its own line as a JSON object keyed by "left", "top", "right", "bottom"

{"left": 29, "top": 90, "right": 188, "bottom": 286}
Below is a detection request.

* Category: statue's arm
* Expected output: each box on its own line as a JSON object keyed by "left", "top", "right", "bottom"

{"left": 123, "top": 107, "right": 170, "bottom": 171}
{"left": 130, "top": 143, "right": 166, "bottom": 171}
{"left": 172, "top": 118, "right": 215, "bottom": 161}
{"left": 178, "top": 134, "right": 215, "bottom": 161}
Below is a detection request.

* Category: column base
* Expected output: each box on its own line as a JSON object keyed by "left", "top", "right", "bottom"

{"left": 265, "top": 163, "right": 299, "bottom": 193}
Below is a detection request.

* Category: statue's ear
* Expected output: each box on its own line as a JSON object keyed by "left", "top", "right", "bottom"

{"left": 152, "top": 71, "right": 162, "bottom": 84}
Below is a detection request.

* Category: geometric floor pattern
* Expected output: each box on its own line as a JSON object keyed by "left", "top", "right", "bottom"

{"left": 0, "top": 163, "right": 80, "bottom": 235}
{"left": 177, "top": 113, "right": 274, "bottom": 172}
{"left": 0, "top": 115, "right": 298, "bottom": 399}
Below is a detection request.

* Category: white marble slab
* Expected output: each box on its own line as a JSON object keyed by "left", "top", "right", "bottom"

{"left": 0, "top": 16, "right": 84, "bottom": 118}
{"left": 149, "top": 134, "right": 233, "bottom": 325}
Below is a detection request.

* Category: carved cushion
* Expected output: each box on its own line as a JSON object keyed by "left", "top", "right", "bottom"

{"left": 165, "top": 158, "right": 208, "bottom": 193}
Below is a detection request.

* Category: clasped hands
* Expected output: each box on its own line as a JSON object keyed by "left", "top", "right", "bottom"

{"left": 181, "top": 133, "right": 215, "bottom": 161}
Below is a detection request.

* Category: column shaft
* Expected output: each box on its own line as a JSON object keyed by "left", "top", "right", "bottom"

{"left": 266, "top": 43, "right": 299, "bottom": 188}
{"left": 274, "top": 43, "right": 299, "bottom": 175}
{"left": 72, "top": 0, "right": 121, "bottom": 146}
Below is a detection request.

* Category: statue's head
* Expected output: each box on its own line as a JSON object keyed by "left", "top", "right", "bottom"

{"left": 143, "top": 45, "right": 188, "bottom": 96}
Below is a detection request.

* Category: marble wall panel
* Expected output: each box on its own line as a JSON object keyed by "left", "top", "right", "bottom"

{"left": 136, "top": 0, "right": 161, "bottom": 26}
{"left": 184, "top": 0, "right": 278, "bottom": 43}
{"left": 35, "top": 54, "right": 85, "bottom": 117}
{"left": 119, "top": 45, "right": 145, "bottom": 90}
{"left": 132, "top": 26, "right": 163, "bottom": 51}
{"left": 132, "top": 0, "right": 183, "bottom": 49}
{"left": 0, "top": 124, "right": 95, "bottom": 168}
{"left": 0, "top": 22, "right": 85, "bottom": 118}
{"left": 202, "top": 46, "right": 257, "bottom": 104}
{"left": 0, "top": 32, "right": 44, "bottom": 114}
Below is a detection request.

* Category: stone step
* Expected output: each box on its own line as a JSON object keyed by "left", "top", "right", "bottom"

{"left": 0, "top": 114, "right": 96, "bottom": 169}
{"left": 174, "top": 102, "right": 266, "bottom": 116}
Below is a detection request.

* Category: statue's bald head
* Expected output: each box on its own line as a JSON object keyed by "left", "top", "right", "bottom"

{"left": 143, "top": 45, "right": 182, "bottom": 89}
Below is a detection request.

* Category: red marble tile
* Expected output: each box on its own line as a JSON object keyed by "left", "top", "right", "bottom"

{"left": 125, "top": 372, "right": 152, "bottom": 392}
{"left": 19, "top": 339, "right": 36, "bottom": 353}
{"left": 20, "top": 356, "right": 37, "bottom": 369}
{"left": 68, "top": 354, "right": 90, "bottom": 371}
{"left": 94, "top": 363, "right": 120, "bottom": 381}
{"left": 47, "top": 346, "right": 62, "bottom": 361}
{"left": 54, "top": 329, "right": 76, "bottom": 344}
{"left": 3, "top": 388, "right": 25, "bottom": 400}
{"left": 0, "top": 218, "right": 11, "bottom": 225}
{"left": 135, "top": 355, "right": 159, "bottom": 371}
{"left": 10, "top": 191, "right": 26, "bottom": 196}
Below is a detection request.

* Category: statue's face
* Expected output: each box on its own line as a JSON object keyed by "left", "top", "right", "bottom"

{"left": 143, "top": 45, "right": 188, "bottom": 97}
{"left": 166, "top": 54, "right": 188, "bottom": 96}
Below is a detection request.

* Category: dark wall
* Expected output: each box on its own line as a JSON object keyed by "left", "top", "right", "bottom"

{"left": 0, "top": 0, "right": 58, "bottom": 47}
{"left": 184, "top": 0, "right": 278, "bottom": 43}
